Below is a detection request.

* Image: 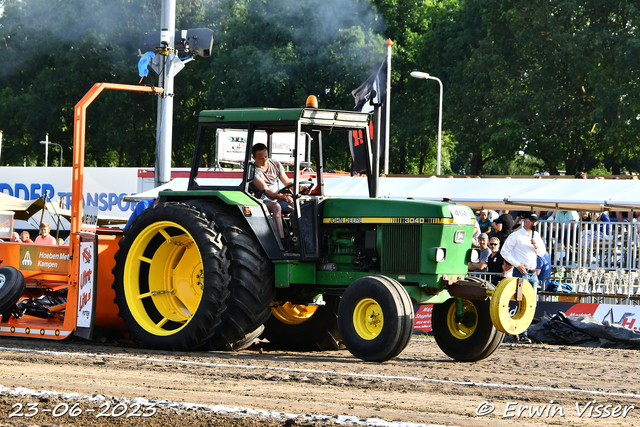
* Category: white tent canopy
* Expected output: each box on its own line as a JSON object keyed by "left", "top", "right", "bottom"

{"left": 325, "top": 177, "right": 640, "bottom": 213}
{"left": 126, "top": 176, "right": 640, "bottom": 213}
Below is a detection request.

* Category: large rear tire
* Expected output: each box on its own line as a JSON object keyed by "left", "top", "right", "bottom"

{"left": 338, "top": 275, "right": 414, "bottom": 362}
{"left": 193, "top": 205, "right": 276, "bottom": 351}
{"left": 432, "top": 283, "right": 504, "bottom": 362}
{"left": 112, "top": 202, "right": 230, "bottom": 350}
{"left": 262, "top": 296, "right": 342, "bottom": 351}
{"left": 0, "top": 266, "right": 26, "bottom": 314}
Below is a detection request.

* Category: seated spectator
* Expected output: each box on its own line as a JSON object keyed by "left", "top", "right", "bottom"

{"left": 614, "top": 211, "right": 639, "bottom": 222}
{"left": 10, "top": 232, "right": 20, "bottom": 242}
{"left": 554, "top": 209, "right": 580, "bottom": 223}
{"left": 575, "top": 171, "right": 587, "bottom": 179}
{"left": 553, "top": 209, "right": 580, "bottom": 259}
{"left": 511, "top": 212, "right": 524, "bottom": 232}
{"left": 472, "top": 217, "right": 481, "bottom": 247}
{"left": 536, "top": 254, "right": 552, "bottom": 290}
{"left": 35, "top": 223, "right": 57, "bottom": 245}
{"left": 593, "top": 211, "right": 611, "bottom": 236}
{"left": 468, "top": 233, "right": 491, "bottom": 271}
{"left": 477, "top": 210, "right": 492, "bottom": 234}
{"left": 20, "top": 231, "right": 33, "bottom": 243}
{"left": 488, "top": 213, "right": 513, "bottom": 246}
{"left": 486, "top": 237, "right": 505, "bottom": 285}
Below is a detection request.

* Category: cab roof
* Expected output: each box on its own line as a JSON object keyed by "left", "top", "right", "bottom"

{"left": 198, "top": 108, "right": 370, "bottom": 130}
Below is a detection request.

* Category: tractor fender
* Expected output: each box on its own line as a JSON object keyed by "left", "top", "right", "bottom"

{"left": 158, "top": 193, "right": 282, "bottom": 259}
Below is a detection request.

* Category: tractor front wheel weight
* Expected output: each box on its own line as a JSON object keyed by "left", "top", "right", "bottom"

{"left": 112, "top": 203, "right": 230, "bottom": 351}
{"left": 432, "top": 283, "right": 504, "bottom": 362}
{"left": 338, "top": 275, "right": 414, "bottom": 362}
{"left": 489, "top": 277, "right": 537, "bottom": 335}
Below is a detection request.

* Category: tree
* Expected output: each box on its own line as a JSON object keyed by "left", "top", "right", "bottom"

{"left": 422, "top": 0, "right": 640, "bottom": 175}
{"left": 1, "top": 0, "right": 639, "bottom": 177}
{"left": 0, "top": 0, "right": 161, "bottom": 167}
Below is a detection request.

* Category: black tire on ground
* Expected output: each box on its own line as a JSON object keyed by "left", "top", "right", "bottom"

{"left": 482, "top": 325, "right": 505, "bottom": 357}
{"left": 382, "top": 276, "right": 415, "bottom": 360}
{"left": 338, "top": 275, "right": 414, "bottom": 362}
{"left": 432, "top": 283, "right": 504, "bottom": 362}
{"left": 192, "top": 205, "right": 276, "bottom": 351}
{"left": 0, "top": 266, "right": 26, "bottom": 313}
{"left": 261, "top": 296, "right": 343, "bottom": 351}
{"left": 112, "top": 202, "right": 231, "bottom": 351}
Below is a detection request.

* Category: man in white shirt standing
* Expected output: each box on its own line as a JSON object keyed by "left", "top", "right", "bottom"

{"left": 501, "top": 211, "right": 547, "bottom": 344}
{"left": 501, "top": 211, "right": 547, "bottom": 293}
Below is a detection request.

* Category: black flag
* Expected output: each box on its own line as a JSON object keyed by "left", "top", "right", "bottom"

{"left": 349, "top": 58, "right": 387, "bottom": 175}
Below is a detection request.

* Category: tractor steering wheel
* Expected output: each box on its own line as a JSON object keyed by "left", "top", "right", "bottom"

{"left": 277, "top": 181, "right": 315, "bottom": 197}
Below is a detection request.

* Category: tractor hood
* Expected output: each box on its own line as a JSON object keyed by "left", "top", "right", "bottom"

{"left": 322, "top": 198, "right": 475, "bottom": 226}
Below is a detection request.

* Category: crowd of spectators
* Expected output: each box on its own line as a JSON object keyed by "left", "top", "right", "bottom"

{"left": 3, "top": 223, "right": 62, "bottom": 245}
{"left": 472, "top": 195, "right": 638, "bottom": 294}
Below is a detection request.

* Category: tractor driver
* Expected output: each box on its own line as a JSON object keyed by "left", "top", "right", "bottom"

{"left": 251, "top": 143, "right": 293, "bottom": 243}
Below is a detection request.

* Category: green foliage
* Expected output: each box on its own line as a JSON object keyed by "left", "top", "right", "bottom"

{"left": 480, "top": 154, "right": 546, "bottom": 177}
{"left": 0, "top": 0, "right": 638, "bottom": 176}
{"left": 421, "top": 0, "right": 640, "bottom": 175}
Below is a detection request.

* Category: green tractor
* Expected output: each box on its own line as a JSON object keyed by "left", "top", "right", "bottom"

{"left": 112, "top": 101, "right": 536, "bottom": 362}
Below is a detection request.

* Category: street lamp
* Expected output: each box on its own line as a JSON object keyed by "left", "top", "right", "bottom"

{"left": 40, "top": 134, "right": 63, "bottom": 167}
{"left": 410, "top": 71, "right": 443, "bottom": 175}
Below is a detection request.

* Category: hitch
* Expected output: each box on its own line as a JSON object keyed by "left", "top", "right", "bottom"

{"left": 444, "top": 277, "right": 492, "bottom": 300}
{"left": 444, "top": 276, "right": 525, "bottom": 302}
{"left": 515, "top": 277, "right": 524, "bottom": 301}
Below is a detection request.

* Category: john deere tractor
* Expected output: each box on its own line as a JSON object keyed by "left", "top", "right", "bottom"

{"left": 112, "top": 100, "right": 536, "bottom": 362}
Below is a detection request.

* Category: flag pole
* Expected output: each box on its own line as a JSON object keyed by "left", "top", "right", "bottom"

{"left": 384, "top": 39, "right": 392, "bottom": 175}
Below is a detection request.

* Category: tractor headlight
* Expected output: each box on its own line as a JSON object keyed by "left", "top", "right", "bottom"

{"left": 428, "top": 247, "right": 446, "bottom": 263}
{"left": 454, "top": 230, "right": 465, "bottom": 243}
{"left": 470, "top": 248, "right": 480, "bottom": 263}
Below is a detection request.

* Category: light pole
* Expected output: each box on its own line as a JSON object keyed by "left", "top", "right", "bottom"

{"left": 410, "top": 71, "right": 443, "bottom": 175}
{"left": 40, "top": 134, "right": 63, "bottom": 166}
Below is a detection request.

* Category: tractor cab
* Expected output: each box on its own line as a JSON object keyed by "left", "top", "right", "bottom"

{"left": 174, "top": 100, "right": 373, "bottom": 260}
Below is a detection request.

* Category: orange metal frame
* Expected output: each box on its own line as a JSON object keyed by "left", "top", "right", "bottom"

{"left": 0, "top": 83, "right": 162, "bottom": 340}
{"left": 70, "top": 83, "right": 163, "bottom": 305}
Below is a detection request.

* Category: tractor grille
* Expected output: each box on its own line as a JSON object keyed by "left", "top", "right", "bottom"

{"left": 380, "top": 224, "right": 421, "bottom": 273}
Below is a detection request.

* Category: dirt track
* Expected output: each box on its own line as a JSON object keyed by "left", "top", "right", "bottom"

{"left": 0, "top": 335, "right": 639, "bottom": 427}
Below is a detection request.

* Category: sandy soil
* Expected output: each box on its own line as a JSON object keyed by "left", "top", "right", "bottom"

{"left": 0, "top": 335, "right": 639, "bottom": 427}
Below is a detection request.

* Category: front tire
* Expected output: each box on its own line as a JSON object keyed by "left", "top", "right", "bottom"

{"left": 432, "top": 284, "right": 504, "bottom": 362}
{"left": 338, "top": 276, "right": 414, "bottom": 362}
{"left": 113, "top": 203, "right": 230, "bottom": 350}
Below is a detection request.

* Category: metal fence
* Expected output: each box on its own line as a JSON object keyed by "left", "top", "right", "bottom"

{"left": 467, "top": 219, "right": 640, "bottom": 303}
{"left": 537, "top": 219, "right": 639, "bottom": 271}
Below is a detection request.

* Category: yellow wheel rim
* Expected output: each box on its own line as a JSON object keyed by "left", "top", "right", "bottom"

{"left": 489, "top": 277, "right": 537, "bottom": 334}
{"left": 353, "top": 298, "right": 384, "bottom": 340}
{"left": 446, "top": 300, "right": 478, "bottom": 339}
{"left": 271, "top": 302, "right": 318, "bottom": 325}
{"left": 123, "top": 221, "right": 203, "bottom": 336}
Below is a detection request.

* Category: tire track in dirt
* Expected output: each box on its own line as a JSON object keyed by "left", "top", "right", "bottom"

{"left": 0, "top": 337, "right": 639, "bottom": 426}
